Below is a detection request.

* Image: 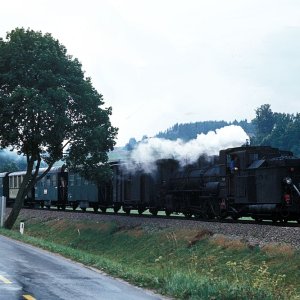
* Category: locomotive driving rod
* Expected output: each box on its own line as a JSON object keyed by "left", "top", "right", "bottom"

{"left": 293, "top": 184, "right": 300, "bottom": 197}
{"left": 283, "top": 177, "right": 300, "bottom": 197}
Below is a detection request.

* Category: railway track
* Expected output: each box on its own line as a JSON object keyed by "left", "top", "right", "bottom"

{"left": 21, "top": 205, "right": 300, "bottom": 228}
{"left": 6, "top": 207, "right": 300, "bottom": 250}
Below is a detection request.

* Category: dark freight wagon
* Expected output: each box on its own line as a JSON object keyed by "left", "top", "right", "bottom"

{"left": 121, "top": 170, "right": 155, "bottom": 214}
{"left": 67, "top": 166, "right": 118, "bottom": 212}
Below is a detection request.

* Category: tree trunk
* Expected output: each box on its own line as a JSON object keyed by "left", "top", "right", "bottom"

{"left": 4, "top": 192, "right": 25, "bottom": 229}
{"left": 4, "top": 165, "right": 34, "bottom": 229}
{"left": 4, "top": 157, "right": 54, "bottom": 229}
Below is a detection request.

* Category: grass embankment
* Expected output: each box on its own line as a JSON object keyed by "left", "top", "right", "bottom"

{"left": 1, "top": 217, "right": 300, "bottom": 300}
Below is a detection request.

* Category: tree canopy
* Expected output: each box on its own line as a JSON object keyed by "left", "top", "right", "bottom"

{"left": 251, "top": 104, "right": 300, "bottom": 156}
{"left": 0, "top": 28, "right": 117, "bottom": 228}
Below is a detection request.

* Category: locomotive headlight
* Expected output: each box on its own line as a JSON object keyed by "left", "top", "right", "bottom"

{"left": 283, "top": 177, "right": 292, "bottom": 185}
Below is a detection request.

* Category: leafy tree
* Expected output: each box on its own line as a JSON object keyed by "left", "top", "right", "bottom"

{"left": 124, "top": 138, "right": 137, "bottom": 151}
{"left": 251, "top": 104, "right": 275, "bottom": 145}
{"left": 0, "top": 28, "right": 117, "bottom": 228}
{"left": 251, "top": 104, "right": 300, "bottom": 156}
{"left": 285, "top": 113, "right": 300, "bottom": 156}
{"left": 261, "top": 113, "right": 292, "bottom": 149}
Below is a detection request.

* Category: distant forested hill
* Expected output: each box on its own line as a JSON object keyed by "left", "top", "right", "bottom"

{"left": 0, "top": 151, "right": 27, "bottom": 172}
{"left": 156, "top": 119, "right": 255, "bottom": 141}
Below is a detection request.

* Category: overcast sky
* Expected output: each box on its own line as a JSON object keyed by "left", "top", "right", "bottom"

{"left": 1, "top": 1, "right": 300, "bottom": 146}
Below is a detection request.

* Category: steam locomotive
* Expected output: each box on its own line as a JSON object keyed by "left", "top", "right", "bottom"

{"left": 1, "top": 145, "right": 300, "bottom": 222}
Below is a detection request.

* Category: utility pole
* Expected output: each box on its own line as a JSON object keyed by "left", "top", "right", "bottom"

{"left": 0, "top": 196, "right": 6, "bottom": 227}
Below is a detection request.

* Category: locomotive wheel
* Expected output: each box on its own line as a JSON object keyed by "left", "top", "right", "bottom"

{"left": 93, "top": 205, "right": 98, "bottom": 212}
{"left": 203, "top": 201, "right": 214, "bottom": 220}
{"left": 138, "top": 209, "right": 144, "bottom": 215}
{"left": 100, "top": 207, "right": 107, "bottom": 213}
{"left": 165, "top": 210, "right": 172, "bottom": 217}
{"left": 150, "top": 209, "right": 158, "bottom": 216}
{"left": 72, "top": 204, "right": 78, "bottom": 211}
{"left": 81, "top": 207, "right": 86, "bottom": 212}
{"left": 124, "top": 208, "right": 130, "bottom": 215}
{"left": 184, "top": 212, "right": 192, "bottom": 219}
{"left": 114, "top": 206, "right": 120, "bottom": 214}
{"left": 218, "top": 211, "right": 227, "bottom": 220}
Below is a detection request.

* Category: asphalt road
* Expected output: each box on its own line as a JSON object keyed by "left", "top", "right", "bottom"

{"left": 0, "top": 235, "right": 165, "bottom": 300}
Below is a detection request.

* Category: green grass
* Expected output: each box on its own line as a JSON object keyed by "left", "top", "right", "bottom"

{"left": 1, "top": 216, "right": 300, "bottom": 299}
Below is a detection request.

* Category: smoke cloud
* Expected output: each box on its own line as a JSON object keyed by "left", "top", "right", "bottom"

{"left": 126, "top": 125, "right": 249, "bottom": 173}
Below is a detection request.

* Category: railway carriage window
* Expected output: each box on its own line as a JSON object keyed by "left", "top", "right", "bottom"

{"left": 9, "top": 177, "right": 13, "bottom": 188}
{"left": 226, "top": 155, "right": 232, "bottom": 169}
{"left": 69, "top": 174, "right": 75, "bottom": 186}
{"left": 52, "top": 175, "right": 57, "bottom": 187}
{"left": 18, "top": 175, "right": 22, "bottom": 188}
{"left": 79, "top": 175, "right": 83, "bottom": 186}
{"left": 14, "top": 176, "right": 17, "bottom": 188}
{"left": 73, "top": 174, "right": 77, "bottom": 186}
{"left": 75, "top": 174, "right": 81, "bottom": 186}
{"left": 46, "top": 175, "right": 51, "bottom": 187}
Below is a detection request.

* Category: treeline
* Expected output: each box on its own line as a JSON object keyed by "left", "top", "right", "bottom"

{"left": 2, "top": 104, "right": 300, "bottom": 172}
{"left": 156, "top": 120, "right": 255, "bottom": 141}
{"left": 0, "top": 151, "right": 27, "bottom": 172}
{"left": 155, "top": 104, "right": 300, "bottom": 156}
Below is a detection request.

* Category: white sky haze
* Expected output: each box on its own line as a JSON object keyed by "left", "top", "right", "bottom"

{"left": 1, "top": 0, "right": 300, "bottom": 145}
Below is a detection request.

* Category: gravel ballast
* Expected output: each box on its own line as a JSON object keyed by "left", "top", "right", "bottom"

{"left": 6, "top": 208, "right": 300, "bottom": 249}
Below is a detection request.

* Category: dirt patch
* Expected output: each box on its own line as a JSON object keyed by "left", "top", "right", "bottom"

{"left": 209, "top": 234, "right": 248, "bottom": 251}
{"left": 261, "top": 243, "right": 295, "bottom": 257}
{"left": 187, "top": 229, "right": 213, "bottom": 247}
{"left": 157, "top": 228, "right": 213, "bottom": 247}
{"left": 46, "top": 218, "right": 68, "bottom": 230}
{"left": 115, "top": 225, "right": 144, "bottom": 237}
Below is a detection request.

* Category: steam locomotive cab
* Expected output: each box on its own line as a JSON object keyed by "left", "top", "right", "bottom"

{"left": 219, "top": 146, "right": 300, "bottom": 221}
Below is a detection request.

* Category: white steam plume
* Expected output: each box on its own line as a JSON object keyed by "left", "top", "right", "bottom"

{"left": 127, "top": 125, "right": 249, "bottom": 173}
